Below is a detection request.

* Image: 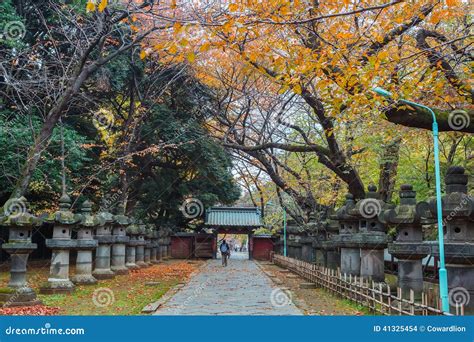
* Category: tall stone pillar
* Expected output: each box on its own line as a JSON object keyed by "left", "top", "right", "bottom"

{"left": 426, "top": 166, "right": 474, "bottom": 314}
{"left": 42, "top": 194, "right": 78, "bottom": 293}
{"left": 72, "top": 200, "right": 99, "bottom": 285}
{"left": 384, "top": 185, "right": 428, "bottom": 300}
{"left": 111, "top": 206, "right": 131, "bottom": 275}
{"left": 349, "top": 185, "right": 390, "bottom": 282}
{"left": 135, "top": 220, "right": 147, "bottom": 267}
{"left": 93, "top": 208, "right": 115, "bottom": 279}
{"left": 332, "top": 194, "right": 361, "bottom": 276}
{"left": 125, "top": 221, "right": 140, "bottom": 269}
{"left": 144, "top": 225, "right": 153, "bottom": 266}
{"left": 0, "top": 197, "right": 42, "bottom": 306}
{"left": 321, "top": 219, "right": 340, "bottom": 270}
{"left": 150, "top": 225, "right": 159, "bottom": 264}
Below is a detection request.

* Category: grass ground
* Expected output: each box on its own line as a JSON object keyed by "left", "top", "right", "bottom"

{"left": 0, "top": 260, "right": 202, "bottom": 315}
{"left": 259, "top": 262, "right": 368, "bottom": 315}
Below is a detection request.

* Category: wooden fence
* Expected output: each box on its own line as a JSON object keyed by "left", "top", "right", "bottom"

{"left": 272, "top": 254, "right": 463, "bottom": 316}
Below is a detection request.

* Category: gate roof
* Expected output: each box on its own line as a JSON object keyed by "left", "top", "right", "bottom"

{"left": 205, "top": 207, "right": 263, "bottom": 228}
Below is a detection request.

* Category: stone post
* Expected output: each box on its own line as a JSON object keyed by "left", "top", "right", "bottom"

{"left": 111, "top": 206, "right": 131, "bottom": 275}
{"left": 144, "top": 225, "right": 153, "bottom": 266}
{"left": 425, "top": 166, "right": 474, "bottom": 314}
{"left": 150, "top": 225, "right": 159, "bottom": 264}
{"left": 384, "top": 185, "right": 428, "bottom": 300}
{"left": 349, "top": 185, "right": 390, "bottom": 283}
{"left": 93, "top": 207, "right": 115, "bottom": 279}
{"left": 332, "top": 194, "right": 361, "bottom": 276}
{"left": 0, "top": 197, "right": 42, "bottom": 306}
{"left": 42, "top": 194, "right": 78, "bottom": 294}
{"left": 135, "top": 220, "right": 147, "bottom": 267}
{"left": 321, "top": 219, "right": 341, "bottom": 270}
{"left": 72, "top": 200, "right": 99, "bottom": 285}
{"left": 125, "top": 221, "right": 140, "bottom": 269}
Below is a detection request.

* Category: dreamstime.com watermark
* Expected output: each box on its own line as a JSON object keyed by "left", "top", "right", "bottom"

{"left": 92, "top": 287, "right": 115, "bottom": 307}
{"left": 270, "top": 288, "right": 293, "bottom": 308}
{"left": 448, "top": 109, "right": 470, "bottom": 131}
{"left": 448, "top": 287, "right": 470, "bottom": 308}
{"left": 4, "top": 323, "right": 85, "bottom": 336}
{"left": 179, "top": 198, "right": 204, "bottom": 219}
{"left": 172, "top": 279, "right": 211, "bottom": 314}
{"left": 1, "top": 21, "right": 26, "bottom": 41}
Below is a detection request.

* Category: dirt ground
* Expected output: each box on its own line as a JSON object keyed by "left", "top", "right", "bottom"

{"left": 258, "top": 261, "right": 367, "bottom": 315}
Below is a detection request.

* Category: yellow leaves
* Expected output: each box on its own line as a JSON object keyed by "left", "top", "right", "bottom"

{"left": 173, "top": 22, "right": 183, "bottom": 33}
{"left": 446, "top": 0, "right": 459, "bottom": 6}
{"left": 187, "top": 52, "right": 196, "bottom": 63}
{"left": 140, "top": 50, "right": 147, "bottom": 60}
{"left": 168, "top": 44, "right": 178, "bottom": 54}
{"left": 229, "top": 3, "right": 239, "bottom": 12}
{"left": 98, "top": 0, "right": 108, "bottom": 12}
{"left": 170, "top": 0, "right": 177, "bottom": 9}
{"left": 222, "top": 19, "right": 234, "bottom": 34}
{"left": 86, "top": 0, "right": 107, "bottom": 12}
{"left": 86, "top": 1, "right": 95, "bottom": 12}
{"left": 200, "top": 42, "right": 211, "bottom": 52}
{"left": 293, "top": 84, "right": 302, "bottom": 95}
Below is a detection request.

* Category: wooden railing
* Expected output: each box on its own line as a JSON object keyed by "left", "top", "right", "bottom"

{"left": 271, "top": 254, "right": 463, "bottom": 316}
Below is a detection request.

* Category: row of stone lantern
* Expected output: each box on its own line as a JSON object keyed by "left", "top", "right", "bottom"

{"left": 275, "top": 166, "right": 473, "bottom": 314}
{"left": 0, "top": 195, "right": 167, "bottom": 307}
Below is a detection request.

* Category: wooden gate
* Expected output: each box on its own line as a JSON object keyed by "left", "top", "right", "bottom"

{"left": 170, "top": 235, "right": 193, "bottom": 259}
{"left": 252, "top": 236, "right": 274, "bottom": 261}
{"left": 194, "top": 234, "right": 215, "bottom": 258}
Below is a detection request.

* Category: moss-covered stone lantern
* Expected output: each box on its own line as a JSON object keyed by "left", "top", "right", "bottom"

{"left": 93, "top": 205, "right": 115, "bottom": 279}
{"left": 0, "top": 197, "right": 42, "bottom": 306}
{"left": 111, "top": 205, "right": 131, "bottom": 275}
{"left": 331, "top": 194, "right": 361, "bottom": 276}
{"left": 72, "top": 200, "right": 99, "bottom": 285}
{"left": 42, "top": 194, "right": 79, "bottom": 294}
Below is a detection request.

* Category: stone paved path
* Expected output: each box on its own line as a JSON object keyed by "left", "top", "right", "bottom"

{"left": 154, "top": 255, "right": 303, "bottom": 315}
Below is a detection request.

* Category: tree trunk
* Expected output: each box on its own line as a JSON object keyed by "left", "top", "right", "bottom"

{"left": 378, "top": 139, "right": 401, "bottom": 202}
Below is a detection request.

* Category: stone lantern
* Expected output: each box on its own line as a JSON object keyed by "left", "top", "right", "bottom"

{"left": 93, "top": 206, "right": 115, "bottom": 279}
{"left": 144, "top": 225, "right": 153, "bottom": 266}
{"left": 384, "top": 185, "right": 430, "bottom": 300}
{"left": 135, "top": 220, "right": 148, "bottom": 267}
{"left": 111, "top": 205, "right": 131, "bottom": 275}
{"left": 425, "top": 166, "right": 474, "bottom": 313}
{"left": 43, "top": 194, "right": 79, "bottom": 293}
{"left": 72, "top": 200, "right": 99, "bottom": 285}
{"left": 349, "top": 185, "right": 390, "bottom": 282}
{"left": 285, "top": 218, "right": 304, "bottom": 260}
{"left": 331, "top": 194, "right": 361, "bottom": 276}
{"left": 150, "top": 225, "right": 159, "bottom": 264}
{"left": 125, "top": 220, "right": 140, "bottom": 269}
{"left": 302, "top": 213, "right": 319, "bottom": 264}
{"left": 320, "top": 218, "right": 341, "bottom": 270}
{"left": 0, "top": 197, "right": 42, "bottom": 306}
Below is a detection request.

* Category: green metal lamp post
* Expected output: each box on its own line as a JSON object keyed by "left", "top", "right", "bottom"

{"left": 373, "top": 87, "right": 449, "bottom": 313}
{"left": 283, "top": 208, "right": 287, "bottom": 257}
{"left": 266, "top": 201, "right": 287, "bottom": 257}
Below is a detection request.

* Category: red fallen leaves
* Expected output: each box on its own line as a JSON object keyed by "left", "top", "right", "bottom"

{"left": 129, "top": 262, "right": 196, "bottom": 282}
{"left": 0, "top": 305, "right": 60, "bottom": 316}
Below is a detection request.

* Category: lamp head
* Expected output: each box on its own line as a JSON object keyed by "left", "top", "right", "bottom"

{"left": 373, "top": 87, "right": 393, "bottom": 98}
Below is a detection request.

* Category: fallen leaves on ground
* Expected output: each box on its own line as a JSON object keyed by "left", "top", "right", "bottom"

{"left": 129, "top": 262, "right": 197, "bottom": 282}
{"left": 0, "top": 305, "right": 60, "bottom": 316}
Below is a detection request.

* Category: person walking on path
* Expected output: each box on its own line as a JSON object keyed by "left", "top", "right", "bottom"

{"left": 220, "top": 240, "right": 230, "bottom": 267}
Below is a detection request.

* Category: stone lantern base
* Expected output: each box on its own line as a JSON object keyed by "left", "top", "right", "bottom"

{"left": 0, "top": 287, "right": 41, "bottom": 307}
{"left": 92, "top": 269, "right": 115, "bottom": 280}
{"left": 71, "top": 274, "right": 98, "bottom": 285}
{"left": 40, "top": 279, "right": 75, "bottom": 294}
